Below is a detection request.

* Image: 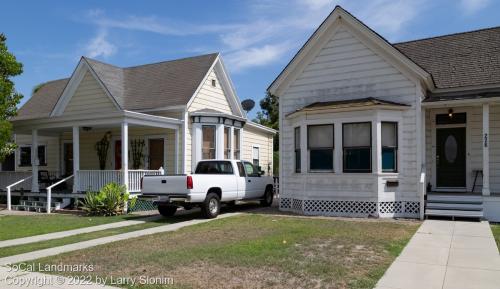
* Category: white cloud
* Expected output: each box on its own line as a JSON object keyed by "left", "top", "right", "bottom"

{"left": 460, "top": 0, "right": 491, "bottom": 14}
{"left": 85, "top": 30, "right": 117, "bottom": 58}
{"left": 225, "top": 43, "right": 293, "bottom": 71}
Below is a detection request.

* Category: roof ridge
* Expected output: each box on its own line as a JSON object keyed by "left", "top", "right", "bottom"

{"left": 124, "top": 52, "right": 219, "bottom": 70}
{"left": 394, "top": 25, "right": 500, "bottom": 45}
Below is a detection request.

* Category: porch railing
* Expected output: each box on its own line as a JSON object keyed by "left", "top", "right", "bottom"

{"left": 77, "top": 169, "right": 163, "bottom": 193}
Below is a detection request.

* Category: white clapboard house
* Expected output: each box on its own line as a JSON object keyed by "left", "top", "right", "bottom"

{"left": 270, "top": 6, "right": 500, "bottom": 221}
{"left": 1, "top": 53, "right": 275, "bottom": 212}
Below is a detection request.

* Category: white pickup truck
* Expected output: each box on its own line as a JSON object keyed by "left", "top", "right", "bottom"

{"left": 140, "top": 160, "right": 275, "bottom": 218}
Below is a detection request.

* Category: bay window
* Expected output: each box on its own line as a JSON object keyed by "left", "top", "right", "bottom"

{"left": 308, "top": 124, "right": 334, "bottom": 171}
{"left": 343, "top": 122, "right": 371, "bottom": 173}
{"left": 382, "top": 122, "right": 398, "bottom": 172}
{"left": 294, "top": 127, "right": 301, "bottom": 173}
{"left": 202, "top": 125, "right": 216, "bottom": 159}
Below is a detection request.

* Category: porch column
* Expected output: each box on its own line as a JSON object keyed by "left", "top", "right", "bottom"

{"left": 482, "top": 103, "right": 490, "bottom": 196}
{"left": 174, "top": 128, "right": 179, "bottom": 174}
{"left": 121, "top": 122, "right": 129, "bottom": 192}
{"left": 72, "top": 126, "right": 80, "bottom": 193}
{"left": 216, "top": 124, "right": 224, "bottom": 159}
{"left": 31, "top": 129, "right": 39, "bottom": 192}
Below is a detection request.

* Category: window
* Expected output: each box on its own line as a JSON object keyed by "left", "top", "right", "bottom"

{"left": 233, "top": 129, "right": 241, "bottom": 159}
{"left": 308, "top": 124, "right": 334, "bottom": 171}
{"left": 244, "top": 162, "right": 259, "bottom": 177}
{"left": 19, "top": 145, "right": 46, "bottom": 166}
{"left": 237, "top": 162, "right": 246, "bottom": 177}
{"left": 382, "top": 122, "right": 398, "bottom": 172}
{"left": 202, "top": 125, "right": 216, "bottom": 159}
{"left": 211, "top": 79, "right": 217, "bottom": 87}
{"left": 252, "top": 146, "right": 260, "bottom": 168}
{"left": 224, "top": 127, "right": 231, "bottom": 159}
{"left": 295, "top": 127, "right": 301, "bottom": 173}
{"left": 195, "top": 161, "right": 233, "bottom": 174}
{"left": 343, "top": 122, "right": 371, "bottom": 173}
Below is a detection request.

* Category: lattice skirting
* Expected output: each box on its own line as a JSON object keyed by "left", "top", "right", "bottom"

{"left": 279, "top": 197, "right": 420, "bottom": 218}
{"left": 128, "top": 199, "right": 157, "bottom": 212}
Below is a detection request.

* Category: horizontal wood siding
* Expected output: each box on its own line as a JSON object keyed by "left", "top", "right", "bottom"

{"left": 242, "top": 126, "right": 274, "bottom": 176}
{"left": 188, "top": 69, "right": 233, "bottom": 114}
{"left": 280, "top": 25, "right": 418, "bottom": 200}
{"left": 63, "top": 72, "right": 117, "bottom": 115}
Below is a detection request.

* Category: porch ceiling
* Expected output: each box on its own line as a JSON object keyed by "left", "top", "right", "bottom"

{"left": 12, "top": 110, "right": 183, "bottom": 134}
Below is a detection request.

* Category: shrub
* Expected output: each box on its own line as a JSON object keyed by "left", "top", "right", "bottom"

{"left": 81, "top": 183, "right": 136, "bottom": 216}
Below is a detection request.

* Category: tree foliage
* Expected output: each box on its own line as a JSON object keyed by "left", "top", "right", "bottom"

{"left": 0, "top": 33, "right": 23, "bottom": 161}
{"left": 253, "top": 91, "right": 279, "bottom": 150}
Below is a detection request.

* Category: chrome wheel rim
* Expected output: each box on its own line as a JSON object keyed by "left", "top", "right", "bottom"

{"left": 209, "top": 199, "right": 218, "bottom": 215}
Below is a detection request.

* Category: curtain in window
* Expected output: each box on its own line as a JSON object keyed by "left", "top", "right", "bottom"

{"left": 202, "top": 126, "right": 216, "bottom": 159}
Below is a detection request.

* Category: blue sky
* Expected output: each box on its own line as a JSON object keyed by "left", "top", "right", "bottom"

{"left": 2, "top": 0, "right": 500, "bottom": 118}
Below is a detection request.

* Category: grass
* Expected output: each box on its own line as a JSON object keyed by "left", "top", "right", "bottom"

{"left": 491, "top": 224, "right": 500, "bottom": 248}
{"left": 0, "top": 215, "right": 194, "bottom": 258}
{"left": 0, "top": 213, "right": 146, "bottom": 241}
{"left": 34, "top": 214, "right": 419, "bottom": 289}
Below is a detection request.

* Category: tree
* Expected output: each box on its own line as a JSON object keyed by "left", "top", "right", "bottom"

{"left": 253, "top": 91, "right": 279, "bottom": 150}
{"left": 0, "top": 33, "right": 23, "bottom": 161}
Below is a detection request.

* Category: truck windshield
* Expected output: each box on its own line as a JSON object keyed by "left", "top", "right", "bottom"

{"left": 195, "top": 161, "right": 234, "bottom": 175}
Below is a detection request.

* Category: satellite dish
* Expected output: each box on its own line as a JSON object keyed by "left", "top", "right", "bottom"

{"left": 241, "top": 99, "right": 255, "bottom": 113}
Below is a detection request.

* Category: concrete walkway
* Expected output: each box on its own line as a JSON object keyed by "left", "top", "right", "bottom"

{"left": 0, "top": 215, "right": 162, "bottom": 248}
{"left": 375, "top": 220, "right": 500, "bottom": 289}
{"left": 0, "top": 212, "right": 240, "bottom": 266}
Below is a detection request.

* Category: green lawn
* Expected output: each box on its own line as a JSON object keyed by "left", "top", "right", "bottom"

{"left": 0, "top": 213, "right": 146, "bottom": 241}
{"left": 34, "top": 214, "right": 419, "bottom": 289}
{"left": 491, "top": 224, "right": 500, "bottom": 248}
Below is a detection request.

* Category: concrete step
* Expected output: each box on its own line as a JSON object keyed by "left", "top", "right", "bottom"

{"left": 425, "top": 209, "right": 483, "bottom": 218}
{"left": 425, "top": 202, "right": 483, "bottom": 211}
{"left": 427, "top": 194, "right": 483, "bottom": 204}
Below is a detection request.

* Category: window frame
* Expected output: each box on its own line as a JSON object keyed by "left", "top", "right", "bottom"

{"left": 294, "top": 126, "right": 301, "bottom": 173}
{"left": 252, "top": 146, "right": 260, "bottom": 169}
{"left": 18, "top": 144, "right": 47, "bottom": 167}
{"left": 342, "top": 122, "right": 372, "bottom": 173}
{"left": 307, "top": 124, "right": 335, "bottom": 172}
{"left": 381, "top": 121, "right": 398, "bottom": 173}
{"left": 224, "top": 126, "right": 231, "bottom": 159}
{"left": 233, "top": 128, "right": 241, "bottom": 160}
{"left": 201, "top": 125, "right": 216, "bottom": 160}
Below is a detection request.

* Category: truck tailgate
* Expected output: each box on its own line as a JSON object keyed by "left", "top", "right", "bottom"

{"left": 141, "top": 175, "right": 189, "bottom": 195}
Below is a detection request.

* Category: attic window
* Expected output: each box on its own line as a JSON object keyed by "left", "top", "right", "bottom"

{"left": 211, "top": 79, "right": 216, "bottom": 87}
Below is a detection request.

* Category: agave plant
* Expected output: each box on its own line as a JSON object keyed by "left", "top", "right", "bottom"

{"left": 80, "top": 183, "right": 135, "bottom": 216}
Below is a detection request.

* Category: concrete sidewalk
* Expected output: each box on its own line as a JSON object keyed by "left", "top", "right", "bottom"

{"left": 0, "top": 215, "right": 162, "bottom": 248}
{"left": 375, "top": 220, "right": 500, "bottom": 289}
{"left": 0, "top": 212, "right": 240, "bottom": 266}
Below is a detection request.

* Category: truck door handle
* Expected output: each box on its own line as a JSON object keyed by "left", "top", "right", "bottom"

{"left": 248, "top": 180, "right": 251, "bottom": 183}
{"left": 161, "top": 180, "right": 166, "bottom": 184}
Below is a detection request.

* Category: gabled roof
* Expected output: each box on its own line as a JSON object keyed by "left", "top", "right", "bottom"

{"left": 14, "top": 53, "right": 219, "bottom": 120}
{"left": 268, "top": 5, "right": 433, "bottom": 96}
{"left": 394, "top": 27, "right": 500, "bottom": 89}
{"left": 286, "top": 97, "right": 409, "bottom": 117}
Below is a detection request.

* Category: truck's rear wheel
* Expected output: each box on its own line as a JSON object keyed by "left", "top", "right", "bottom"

{"left": 158, "top": 205, "right": 177, "bottom": 217}
{"left": 201, "top": 193, "right": 220, "bottom": 219}
{"left": 260, "top": 186, "right": 274, "bottom": 207}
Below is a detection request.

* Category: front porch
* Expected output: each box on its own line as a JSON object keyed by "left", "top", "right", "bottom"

{"left": 422, "top": 100, "right": 500, "bottom": 221}
{"left": 2, "top": 110, "right": 183, "bottom": 212}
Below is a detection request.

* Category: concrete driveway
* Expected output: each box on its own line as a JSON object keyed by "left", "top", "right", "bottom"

{"left": 375, "top": 220, "right": 500, "bottom": 289}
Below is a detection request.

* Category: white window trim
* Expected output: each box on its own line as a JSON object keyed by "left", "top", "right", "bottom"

{"left": 18, "top": 143, "right": 47, "bottom": 167}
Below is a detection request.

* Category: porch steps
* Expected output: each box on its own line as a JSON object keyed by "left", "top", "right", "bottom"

{"left": 425, "top": 194, "right": 483, "bottom": 220}
{"left": 11, "top": 196, "right": 70, "bottom": 213}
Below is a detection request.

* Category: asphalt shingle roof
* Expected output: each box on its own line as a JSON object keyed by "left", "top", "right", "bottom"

{"left": 15, "top": 53, "right": 218, "bottom": 120}
{"left": 394, "top": 27, "right": 500, "bottom": 89}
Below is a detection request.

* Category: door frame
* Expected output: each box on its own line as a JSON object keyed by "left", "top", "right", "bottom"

{"left": 430, "top": 109, "right": 471, "bottom": 192}
{"left": 145, "top": 135, "right": 167, "bottom": 170}
{"left": 61, "top": 140, "right": 73, "bottom": 176}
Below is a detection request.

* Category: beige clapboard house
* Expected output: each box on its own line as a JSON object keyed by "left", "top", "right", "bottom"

{"left": 1, "top": 53, "right": 275, "bottom": 211}
{"left": 271, "top": 6, "right": 500, "bottom": 221}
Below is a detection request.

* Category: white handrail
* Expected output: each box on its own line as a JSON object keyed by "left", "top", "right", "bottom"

{"left": 45, "top": 175, "right": 74, "bottom": 214}
{"left": 419, "top": 171, "right": 426, "bottom": 220}
{"left": 6, "top": 176, "right": 33, "bottom": 211}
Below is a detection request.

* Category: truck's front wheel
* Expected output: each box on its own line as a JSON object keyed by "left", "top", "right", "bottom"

{"left": 158, "top": 205, "right": 177, "bottom": 217}
{"left": 260, "top": 186, "right": 274, "bottom": 207}
{"left": 201, "top": 193, "right": 220, "bottom": 219}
